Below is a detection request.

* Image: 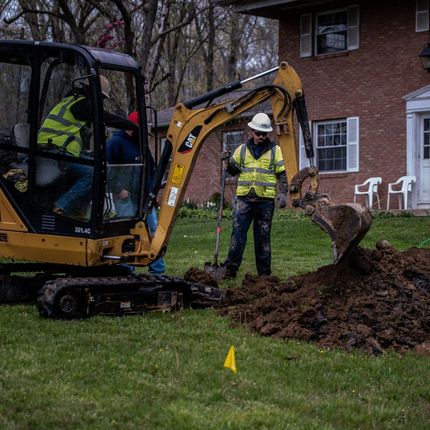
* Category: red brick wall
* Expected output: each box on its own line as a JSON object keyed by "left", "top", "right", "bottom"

{"left": 278, "top": 0, "right": 430, "bottom": 205}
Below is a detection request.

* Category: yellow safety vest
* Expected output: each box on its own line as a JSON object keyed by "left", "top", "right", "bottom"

{"left": 233, "top": 143, "right": 285, "bottom": 199}
{"left": 37, "top": 95, "right": 87, "bottom": 157}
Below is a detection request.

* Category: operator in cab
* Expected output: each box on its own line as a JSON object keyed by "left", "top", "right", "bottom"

{"left": 106, "top": 111, "right": 165, "bottom": 274}
{"left": 223, "top": 112, "right": 288, "bottom": 279}
{"left": 37, "top": 75, "right": 136, "bottom": 219}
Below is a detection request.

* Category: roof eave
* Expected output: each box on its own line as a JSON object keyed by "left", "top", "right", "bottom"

{"left": 219, "top": 0, "right": 334, "bottom": 19}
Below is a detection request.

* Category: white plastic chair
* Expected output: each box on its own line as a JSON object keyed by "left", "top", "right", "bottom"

{"left": 387, "top": 176, "right": 416, "bottom": 210}
{"left": 353, "top": 177, "right": 382, "bottom": 209}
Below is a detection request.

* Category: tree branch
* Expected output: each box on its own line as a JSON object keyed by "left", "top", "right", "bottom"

{"left": 4, "top": 8, "right": 65, "bottom": 25}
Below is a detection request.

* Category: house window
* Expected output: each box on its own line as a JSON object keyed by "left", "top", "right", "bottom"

{"left": 300, "top": 6, "right": 359, "bottom": 57}
{"left": 424, "top": 118, "right": 430, "bottom": 159}
{"left": 316, "top": 120, "right": 347, "bottom": 171}
{"left": 416, "top": 0, "right": 429, "bottom": 32}
{"left": 223, "top": 130, "right": 243, "bottom": 152}
{"left": 299, "top": 117, "right": 359, "bottom": 173}
{"left": 316, "top": 11, "right": 348, "bottom": 54}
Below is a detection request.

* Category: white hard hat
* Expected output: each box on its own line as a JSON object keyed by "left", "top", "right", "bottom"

{"left": 247, "top": 113, "right": 273, "bottom": 132}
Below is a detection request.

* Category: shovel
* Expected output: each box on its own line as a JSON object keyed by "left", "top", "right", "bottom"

{"left": 204, "top": 158, "right": 227, "bottom": 282}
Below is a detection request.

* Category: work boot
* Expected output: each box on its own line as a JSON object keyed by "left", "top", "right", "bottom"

{"left": 257, "top": 270, "right": 271, "bottom": 277}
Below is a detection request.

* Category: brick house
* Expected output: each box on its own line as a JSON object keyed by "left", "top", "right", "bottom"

{"left": 221, "top": 0, "right": 430, "bottom": 210}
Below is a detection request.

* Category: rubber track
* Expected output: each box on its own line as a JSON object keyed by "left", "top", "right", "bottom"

{"left": 37, "top": 273, "right": 225, "bottom": 318}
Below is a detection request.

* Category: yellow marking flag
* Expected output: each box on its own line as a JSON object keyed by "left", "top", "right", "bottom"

{"left": 223, "top": 345, "right": 237, "bottom": 374}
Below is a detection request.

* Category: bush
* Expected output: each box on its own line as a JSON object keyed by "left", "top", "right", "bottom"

{"left": 176, "top": 207, "right": 308, "bottom": 220}
{"left": 208, "top": 192, "right": 231, "bottom": 210}
{"left": 182, "top": 199, "right": 198, "bottom": 209}
{"left": 372, "top": 210, "right": 415, "bottom": 219}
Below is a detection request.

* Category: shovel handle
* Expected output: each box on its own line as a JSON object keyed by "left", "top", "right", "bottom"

{"left": 212, "top": 160, "right": 228, "bottom": 264}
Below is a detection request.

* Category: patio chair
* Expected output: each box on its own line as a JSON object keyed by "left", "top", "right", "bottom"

{"left": 353, "top": 177, "right": 382, "bottom": 209}
{"left": 386, "top": 175, "right": 416, "bottom": 210}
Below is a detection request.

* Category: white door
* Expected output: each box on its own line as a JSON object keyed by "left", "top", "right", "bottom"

{"left": 420, "top": 117, "right": 430, "bottom": 205}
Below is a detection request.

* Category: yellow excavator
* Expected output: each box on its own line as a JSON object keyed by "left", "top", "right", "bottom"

{"left": 0, "top": 41, "right": 371, "bottom": 318}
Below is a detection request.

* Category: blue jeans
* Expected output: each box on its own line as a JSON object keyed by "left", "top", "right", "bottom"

{"left": 55, "top": 161, "right": 93, "bottom": 215}
{"left": 225, "top": 197, "right": 275, "bottom": 276}
{"left": 115, "top": 198, "right": 165, "bottom": 274}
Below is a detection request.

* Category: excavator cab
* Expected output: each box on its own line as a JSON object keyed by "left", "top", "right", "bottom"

{"left": 0, "top": 41, "right": 150, "bottom": 247}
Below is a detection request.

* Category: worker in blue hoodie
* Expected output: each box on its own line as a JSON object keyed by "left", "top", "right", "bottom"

{"left": 106, "top": 111, "right": 165, "bottom": 274}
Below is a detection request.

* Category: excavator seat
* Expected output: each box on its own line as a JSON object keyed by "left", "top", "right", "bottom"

{"left": 10, "top": 123, "right": 30, "bottom": 153}
{"left": 10, "top": 123, "right": 62, "bottom": 187}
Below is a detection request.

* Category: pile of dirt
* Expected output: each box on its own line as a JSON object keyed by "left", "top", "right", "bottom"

{"left": 197, "top": 241, "right": 430, "bottom": 354}
{"left": 184, "top": 267, "right": 220, "bottom": 288}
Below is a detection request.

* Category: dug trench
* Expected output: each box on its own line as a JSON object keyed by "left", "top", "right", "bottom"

{"left": 184, "top": 241, "right": 430, "bottom": 355}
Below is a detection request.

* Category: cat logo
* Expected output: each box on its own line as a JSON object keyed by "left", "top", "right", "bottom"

{"left": 178, "top": 125, "right": 202, "bottom": 153}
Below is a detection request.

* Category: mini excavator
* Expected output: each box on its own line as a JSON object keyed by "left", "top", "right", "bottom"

{"left": 0, "top": 41, "right": 371, "bottom": 318}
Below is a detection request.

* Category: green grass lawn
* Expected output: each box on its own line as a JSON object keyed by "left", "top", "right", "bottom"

{"left": 1, "top": 214, "right": 430, "bottom": 429}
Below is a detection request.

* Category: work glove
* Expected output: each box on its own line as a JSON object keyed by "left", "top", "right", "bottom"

{"left": 220, "top": 149, "right": 231, "bottom": 160}
{"left": 276, "top": 192, "right": 288, "bottom": 209}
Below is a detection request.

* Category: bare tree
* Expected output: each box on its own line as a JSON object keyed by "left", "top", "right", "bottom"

{"left": 0, "top": 0, "right": 278, "bottom": 110}
{"left": 3, "top": 0, "right": 102, "bottom": 44}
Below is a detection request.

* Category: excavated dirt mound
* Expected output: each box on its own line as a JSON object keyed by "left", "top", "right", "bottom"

{"left": 189, "top": 241, "right": 430, "bottom": 355}
{"left": 184, "top": 267, "right": 220, "bottom": 288}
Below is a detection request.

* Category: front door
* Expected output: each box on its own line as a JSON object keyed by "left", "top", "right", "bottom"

{"left": 420, "top": 116, "right": 430, "bottom": 206}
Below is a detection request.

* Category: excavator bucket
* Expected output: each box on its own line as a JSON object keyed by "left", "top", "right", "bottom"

{"left": 311, "top": 203, "right": 372, "bottom": 264}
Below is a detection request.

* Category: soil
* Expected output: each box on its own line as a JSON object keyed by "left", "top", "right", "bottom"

{"left": 186, "top": 241, "right": 430, "bottom": 355}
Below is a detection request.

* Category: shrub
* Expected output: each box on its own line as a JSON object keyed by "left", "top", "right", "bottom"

{"left": 209, "top": 192, "right": 231, "bottom": 210}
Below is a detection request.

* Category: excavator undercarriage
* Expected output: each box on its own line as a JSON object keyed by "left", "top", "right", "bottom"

{"left": 0, "top": 263, "right": 224, "bottom": 318}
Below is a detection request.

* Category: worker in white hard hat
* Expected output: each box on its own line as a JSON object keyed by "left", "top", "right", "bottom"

{"left": 37, "top": 74, "right": 136, "bottom": 219}
{"left": 222, "top": 112, "right": 289, "bottom": 278}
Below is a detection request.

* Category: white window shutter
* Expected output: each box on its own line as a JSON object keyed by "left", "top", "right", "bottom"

{"left": 347, "top": 6, "right": 360, "bottom": 50}
{"left": 417, "top": 0, "right": 429, "bottom": 32}
{"left": 299, "top": 122, "right": 311, "bottom": 169}
{"left": 300, "top": 14, "right": 312, "bottom": 57}
{"left": 347, "top": 117, "right": 359, "bottom": 172}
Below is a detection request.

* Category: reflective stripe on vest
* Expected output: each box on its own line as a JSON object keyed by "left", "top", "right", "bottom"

{"left": 234, "top": 144, "right": 279, "bottom": 198}
{"left": 37, "top": 95, "right": 87, "bottom": 157}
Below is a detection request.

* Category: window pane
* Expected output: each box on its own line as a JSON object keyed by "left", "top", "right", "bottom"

{"left": 423, "top": 118, "right": 430, "bottom": 160}
{"left": 106, "top": 163, "right": 142, "bottom": 219}
{"left": 223, "top": 130, "right": 243, "bottom": 152}
{"left": 102, "top": 69, "right": 142, "bottom": 221}
{"left": 38, "top": 54, "right": 94, "bottom": 156}
{"left": 316, "top": 10, "right": 348, "bottom": 54}
{"left": 315, "top": 120, "right": 347, "bottom": 172}
{"left": 33, "top": 156, "right": 93, "bottom": 221}
{"left": 0, "top": 54, "right": 32, "bottom": 177}
{"left": 35, "top": 53, "right": 94, "bottom": 221}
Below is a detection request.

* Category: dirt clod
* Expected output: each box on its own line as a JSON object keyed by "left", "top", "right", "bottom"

{"left": 184, "top": 267, "right": 219, "bottom": 288}
{"left": 217, "top": 245, "right": 430, "bottom": 354}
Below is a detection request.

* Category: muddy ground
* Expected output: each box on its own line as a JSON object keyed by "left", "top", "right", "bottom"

{"left": 185, "top": 242, "right": 430, "bottom": 355}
